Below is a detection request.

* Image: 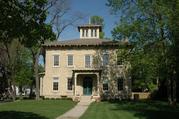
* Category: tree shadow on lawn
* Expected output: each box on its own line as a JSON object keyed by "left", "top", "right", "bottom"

{"left": 109, "top": 100, "right": 179, "bottom": 119}
{"left": 0, "top": 111, "right": 48, "bottom": 119}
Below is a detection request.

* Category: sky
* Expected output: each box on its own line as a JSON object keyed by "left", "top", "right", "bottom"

{"left": 59, "top": 0, "right": 119, "bottom": 40}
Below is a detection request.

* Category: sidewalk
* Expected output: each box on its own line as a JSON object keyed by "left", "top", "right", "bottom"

{"left": 56, "top": 100, "right": 92, "bottom": 119}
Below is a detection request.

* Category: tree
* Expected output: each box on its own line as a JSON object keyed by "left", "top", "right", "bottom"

{"left": 0, "top": 0, "right": 56, "bottom": 100}
{"left": 48, "top": 0, "right": 85, "bottom": 40}
{"left": 0, "top": 0, "right": 83, "bottom": 100}
{"left": 14, "top": 46, "right": 33, "bottom": 100}
{"left": 90, "top": 16, "right": 105, "bottom": 38}
{"left": 107, "top": 0, "right": 179, "bottom": 105}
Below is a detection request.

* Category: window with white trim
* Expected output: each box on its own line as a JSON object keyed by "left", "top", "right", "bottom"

{"left": 85, "top": 55, "right": 91, "bottom": 68}
{"left": 67, "top": 55, "right": 73, "bottom": 66}
{"left": 103, "top": 53, "right": 109, "bottom": 65}
{"left": 53, "top": 77, "right": 59, "bottom": 91}
{"left": 53, "top": 55, "right": 59, "bottom": 66}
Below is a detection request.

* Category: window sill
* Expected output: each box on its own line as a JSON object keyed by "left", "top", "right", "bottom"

{"left": 52, "top": 90, "right": 59, "bottom": 93}
{"left": 52, "top": 66, "right": 60, "bottom": 68}
{"left": 67, "top": 65, "right": 74, "bottom": 68}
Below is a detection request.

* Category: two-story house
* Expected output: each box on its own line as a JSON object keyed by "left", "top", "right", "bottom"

{"left": 40, "top": 24, "right": 131, "bottom": 101}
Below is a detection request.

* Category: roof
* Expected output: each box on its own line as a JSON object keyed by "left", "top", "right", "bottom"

{"left": 78, "top": 24, "right": 102, "bottom": 32}
{"left": 43, "top": 39, "right": 130, "bottom": 48}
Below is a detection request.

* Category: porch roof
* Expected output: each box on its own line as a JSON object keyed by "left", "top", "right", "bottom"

{"left": 72, "top": 69, "right": 102, "bottom": 73}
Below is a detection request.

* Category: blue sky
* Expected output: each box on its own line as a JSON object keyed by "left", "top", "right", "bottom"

{"left": 59, "top": 0, "right": 119, "bottom": 40}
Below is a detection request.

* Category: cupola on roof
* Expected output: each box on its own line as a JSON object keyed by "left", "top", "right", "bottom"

{"left": 78, "top": 24, "right": 102, "bottom": 39}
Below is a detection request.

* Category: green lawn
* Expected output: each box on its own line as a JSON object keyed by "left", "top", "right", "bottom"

{"left": 0, "top": 100, "right": 76, "bottom": 119}
{"left": 80, "top": 101, "right": 179, "bottom": 119}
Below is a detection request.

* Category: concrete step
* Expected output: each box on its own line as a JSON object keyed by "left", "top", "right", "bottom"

{"left": 78, "top": 96, "right": 93, "bottom": 106}
{"left": 80, "top": 96, "right": 91, "bottom": 102}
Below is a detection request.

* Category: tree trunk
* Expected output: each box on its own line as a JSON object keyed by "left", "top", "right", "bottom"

{"left": 30, "top": 48, "right": 40, "bottom": 100}
{"left": 29, "top": 82, "right": 34, "bottom": 98}
{"left": 35, "top": 49, "right": 40, "bottom": 100}
{"left": 167, "top": 79, "right": 172, "bottom": 105}
{"left": 19, "top": 85, "right": 23, "bottom": 100}
{"left": 10, "top": 69, "right": 16, "bottom": 101}
{"left": 172, "top": 71, "right": 177, "bottom": 106}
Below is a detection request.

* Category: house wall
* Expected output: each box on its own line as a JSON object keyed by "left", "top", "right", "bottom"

{"left": 41, "top": 48, "right": 115, "bottom": 98}
{"left": 40, "top": 47, "right": 131, "bottom": 99}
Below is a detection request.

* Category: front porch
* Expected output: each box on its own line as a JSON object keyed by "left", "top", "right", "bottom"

{"left": 72, "top": 70, "right": 101, "bottom": 101}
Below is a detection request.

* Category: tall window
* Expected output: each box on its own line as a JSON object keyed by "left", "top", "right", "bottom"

{"left": 86, "top": 29, "right": 88, "bottom": 37}
{"left": 53, "top": 77, "right": 59, "bottom": 91}
{"left": 67, "top": 78, "right": 73, "bottom": 90}
{"left": 117, "top": 54, "right": 123, "bottom": 65}
{"left": 53, "top": 55, "right": 59, "bottom": 66}
{"left": 103, "top": 54, "right": 109, "bottom": 65}
{"left": 103, "top": 83, "right": 108, "bottom": 91}
{"left": 85, "top": 55, "right": 91, "bottom": 68}
{"left": 67, "top": 55, "right": 73, "bottom": 66}
{"left": 91, "top": 29, "right": 94, "bottom": 37}
{"left": 82, "top": 29, "right": 85, "bottom": 37}
{"left": 118, "top": 78, "right": 123, "bottom": 91}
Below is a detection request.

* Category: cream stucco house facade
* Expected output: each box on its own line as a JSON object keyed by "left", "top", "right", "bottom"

{"left": 40, "top": 24, "right": 131, "bottom": 101}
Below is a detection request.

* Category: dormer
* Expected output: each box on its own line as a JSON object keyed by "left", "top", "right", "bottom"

{"left": 78, "top": 24, "right": 102, "bottom": 39}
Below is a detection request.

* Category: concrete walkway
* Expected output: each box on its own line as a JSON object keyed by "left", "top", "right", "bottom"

{"left": 56, "top": 96, "right": 93, "bottom": 119}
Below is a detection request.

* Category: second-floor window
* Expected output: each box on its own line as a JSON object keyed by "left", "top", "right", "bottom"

{"left": 118, "top": 78, "right": 123, "bottom": 91}
{"left": 85, "top": 55, "right": 91, "bottom": 68}
{"left": 103, "top": 54, "right": 109, "bottom": 65}
{"left": 117, "top": 54, "right": 123, "bottom": 65}
{"left": 67, "top": 55, "right": 73, "bottom": 66}
{"left": 53, "top": 55, "right": 59, "bottom": 66}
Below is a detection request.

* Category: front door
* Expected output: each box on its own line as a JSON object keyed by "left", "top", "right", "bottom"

{"left": 83, "top": 77, "right": 93, "bottom": 95}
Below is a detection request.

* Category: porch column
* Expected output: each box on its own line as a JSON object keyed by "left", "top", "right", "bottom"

{"left": 97, "top": 73, "right": 100, "bottom": 96}
{"left": 74, "top": 73, "right": 77, "bottom": 96}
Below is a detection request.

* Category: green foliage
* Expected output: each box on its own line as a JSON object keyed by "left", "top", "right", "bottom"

{"left": 0, "top": 0, "right": 55, "bottom": 100}
{"left": 90, "top": 16, "right": 104, "bottom": 27}
{"left": 90, "top": 16, "right": 105, "bottom": 38}
{"left": 15, "top": 47, "right": 33, "bottom": 87}
{"left": 107, "top": 0, "right": 179, "bottom": 94}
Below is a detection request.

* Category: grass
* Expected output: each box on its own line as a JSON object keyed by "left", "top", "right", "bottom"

{"left": 80, "top": 100, "right": 179, "bottom": 119}
{"left": 0, "top": 99, "right": 76, "bottom": 119}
